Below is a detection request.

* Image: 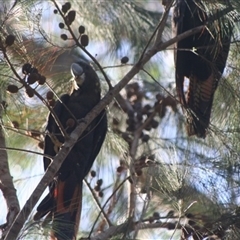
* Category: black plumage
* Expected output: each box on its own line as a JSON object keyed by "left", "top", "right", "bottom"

{"left": 34, "top": 60, "right": 107, "bottom": 240}
{"left": 173, "top": 0, "right": 232, "bottom": 138}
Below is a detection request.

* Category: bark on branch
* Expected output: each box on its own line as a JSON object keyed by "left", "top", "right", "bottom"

{"left": 0, "top": 111, "right": 20, "bottom": 239}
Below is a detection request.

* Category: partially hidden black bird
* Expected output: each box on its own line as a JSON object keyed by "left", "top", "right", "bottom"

{"left": 34, "top": 60, "right": 107, "bottom": 240}
{"left": 173, "top": 0, "right": 232, "bottom": 138}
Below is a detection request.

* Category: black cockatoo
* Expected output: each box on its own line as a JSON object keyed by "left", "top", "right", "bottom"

{"left": 34, "top": 60, "right": 107, "bottom": 240}
{"left": 173, "top": 0, "right": 232, "bottom": 138}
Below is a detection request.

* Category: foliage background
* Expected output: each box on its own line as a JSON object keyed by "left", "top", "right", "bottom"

{"left": 1, "top": 0, "right": 240, "bottom": 239}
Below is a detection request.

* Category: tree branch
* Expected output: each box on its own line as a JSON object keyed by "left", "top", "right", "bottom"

{"left": 87, "top": 220, "right": 183, "bottom": 240}
{"left": 0, "top": 106, "right": 20, "bottom": 239}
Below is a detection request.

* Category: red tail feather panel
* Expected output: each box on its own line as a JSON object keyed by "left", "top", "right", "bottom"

{"left": 186, "top": 73, "right": 217, "bottom": 137}
{"left": 173, "top": 0, "right": 232, "bottom": 138}
{"left": 51, "top": 181, "right": 82, "bottom": 240}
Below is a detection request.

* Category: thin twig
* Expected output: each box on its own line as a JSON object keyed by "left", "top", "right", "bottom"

{"left": 137, "top": 0, "right": 174, "bottom": 64}
{"left": 0, "top": 147, "right": 51, "bottom": 160}
{"left": 141, "top": 68, "right": 180, "bottom": 104}
{"left": 83, "top": 179, "right": 112, "bottom": 227}
{"left": 88, "top": 176, "right": 130, "bottom": 238}
{"left": 1, "top": 44, "right": 68, "bottom": 139}
{"left": 51, "top": 0, "right": 112, "bottom": 89}
{"left": 155, "top": 0, "right": 175, "bottom": 45}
